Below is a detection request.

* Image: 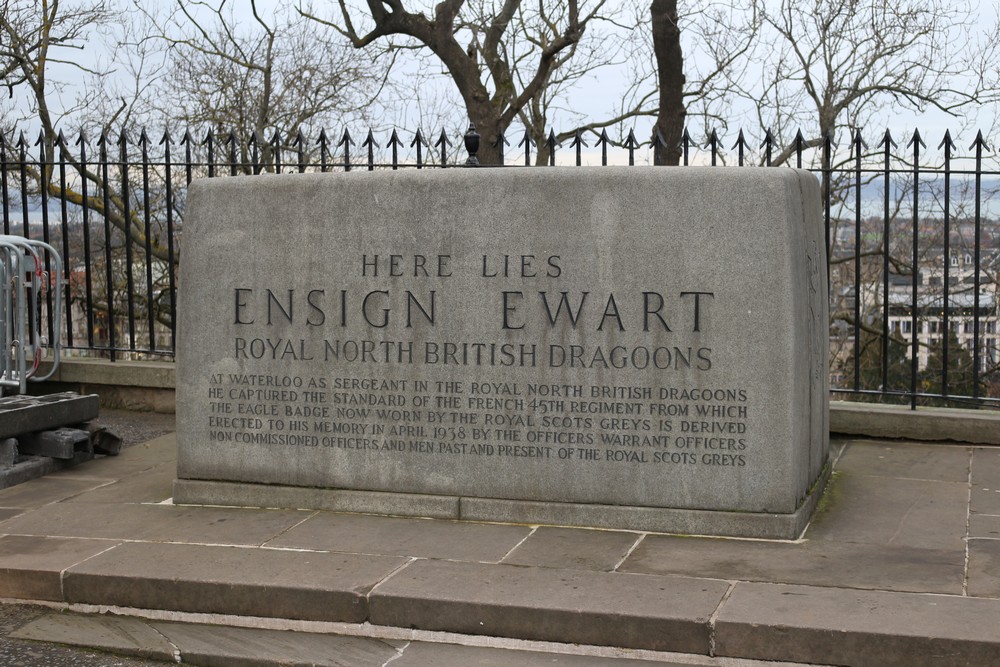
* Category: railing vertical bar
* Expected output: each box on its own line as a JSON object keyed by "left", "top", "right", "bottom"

{"left": 182, "top": 130, "right": 194, "bottom": 186}
{"left": 971, "top": 132, "right": 987, "bottom": 401}
{"left": 119, "top": 132, "right": 137, "bottom": 352}
{"left": 140, "top": 131, "right": 156, "bottom": 352}
{"left": 37, "top": 132, "right": 54, "bottom": 345}
{"left": 205, "top": 130, "right": 216, "bottom": 178}
{"left": 99, "top": 133, "right": 116, "bottom": 361}
{"left": 273, "top": 130, "right": 283, "bottom": 174}
{"left": 162, "top": 131, "right": 177, "bottom": 354}
{"left": 1, "top": 133, "right": 10, "bottom": 235}
{"left": 228, "top": 131, "right": 238, "bottom": 177}
{"left": 879, "top": 131, "right": 895, "bottom": 395}
{"left": 853, "top": 130, "right": 862, "bottom": 392}
{"left": 18, "top": 133, "right": 30, "bottom": 238}
{"left": 78, "top": 133, "right": 95, "bottom": 349}
{"left": 57, "top": 133, "right": 73, "bottom": 349}
{"left": 365, "top": 130, "right": 375, "bottom": 171}
{"left": 318, "top": 130, "right": 329, "bottom": 173}
{"left": 296, "top": 129, "right": 306, "bottom": 173}
{"left": 908, "top": 131, "right": 924, "bottom": 410}
{"left": 940, "top": 132, "right": 954, "bottom": 397}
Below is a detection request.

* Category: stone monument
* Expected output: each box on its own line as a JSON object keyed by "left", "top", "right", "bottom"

{"left": 174, "top": 167, "right": 828, "bottom": 539}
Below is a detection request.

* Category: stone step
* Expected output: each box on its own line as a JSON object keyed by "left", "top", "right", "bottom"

{"left": 1, "top": 536, "right": 998, "bottom": 666}
{"left": 8, "top": 609, "right": 819, "bottom": 667}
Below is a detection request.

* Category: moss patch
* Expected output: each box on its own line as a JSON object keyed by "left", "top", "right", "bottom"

{"left": 810, "top": 470, "right": 844, "bottom": 525}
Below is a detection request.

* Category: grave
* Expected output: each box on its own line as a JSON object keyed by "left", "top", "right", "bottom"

{"left": 174, "top": 167, "right": 828, "bottom": 538}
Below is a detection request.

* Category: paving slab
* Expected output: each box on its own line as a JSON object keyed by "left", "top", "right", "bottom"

{"left": 63, "top": 541, "right": 407, "bottom": 622}
{"left": 501, "top": 526, "right": 642, "bottom": 572}
{"left": 969, "top": 513, "right": 1000, "bottom": 538}
{"left": 0, "top": 502, "right": 309, "bottom": 546}
{"left": 804, "top": 471, "right": 969, "bottom": 549}
{"left": 63, "top": 463, "right": 176, "bottom": 504}
{"left": 0, "top": 602, "right": 173, "bottom": 667}
{"left": 618, "top": 534, "right": 964, "bottom": 594}
{"left": 835, "top": 441, "right": 971, "bottom": 482}
{"left": 390, "top": 642, "right": 694, "bottom": 666}
{"left": 0, "top": 508, "right": 23, "bottom": 522}
{"left": 9, "top": 613, "right": 176, "bottom": 662}
{"left": 967, "top": 538, "right": 1000, "bottom": 598}
{"left": 971, "top": 447, "right": 1000, "bottom": 515}
{"left": 369, "top": 559, "right": 730, "bottom": 654}
{"left": 152, "top": 620, "right": 403, "bottom": 667}
{"left": 972, "top": 446, "right": 1000, "bottom": 481}
{"left": 714, "top": 582, "right": 1000, "bottom": 667}
{"left": 265, "top": 512, "right": 530, "bottom": 562}
{"left": 56, "top": 435, "right": 177, "bottom": 478}
{"left": 0, "top": 477, "right": 114, "bottom": 509}
{"left": 0, "top": 535, "right": 119, "bottom": 601}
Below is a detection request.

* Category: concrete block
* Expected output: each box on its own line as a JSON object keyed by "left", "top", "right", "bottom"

{"left": 0, "top": 438, "right": 15, "bottom": 468}
{"left": 17, "top": 427, "right": 91, "bottom": 459}
{"left": 176, "top": 168, "right": 828, "bottom": 537}
{"left": 0, "top": 392, "right": 99, "bottom": 439}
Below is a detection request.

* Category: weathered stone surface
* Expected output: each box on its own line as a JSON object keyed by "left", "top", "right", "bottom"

{"left": 0, "top": 501, "right": 307, "bottom": 545}
{"left": 0, "top": 535, "right": 119, "bottom": 601}
{"left": 369, "top": 559, "right": 729, "bottom": 653}
{"left": 391, "top": 642, "right": 691, "bottom": 666}
{"left": 967, "top": 538, "right": 1000, "bottom": 598}
{"left": 805, "top": 471, "right": 969, "bottom": 550}
{"left": 265, "top": 511, "right": 530, "bottom": 562}
{"left": 971, "top": 447, "right": 1000, "bottom": 515}
{"left": 0, "top": 393, "right": 99, "bottom": 439}
{"left": 0, "top": 476, "right": 112, "bottom": 509}
{"left": 834, "top": 440, "right": 972, "bottom": 482}
{"left": 714, "top": 582, "right": 1000, "bottom": 666}
{"left": 177, "top": 168, "right": 827, "bottom": 537}
{"left": 10, "top": 613, "right": 176, "bottom": 661}
{"left": 64, "top": 463, "right": 174, "bottom": 504}
{"left": 63, "top": 541, "right": 407, "bottom": 622}
{"left": 172, "top": 477, "right": 460, "bottom": 519}
{"left": 152, "top": 621, "right": 404, "bottom": 666}
{"left": 500, "top": 525, "right": 641, "bottom": 571}
{"left": 831, "top": 401, "right": 1000, "bottom": 445}
{"left": 619, "top": 533, "right": 964, "bottom": 594}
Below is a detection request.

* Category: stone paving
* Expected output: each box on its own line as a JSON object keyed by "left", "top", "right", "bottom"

{"left": 0, "top": 433, "right": 998, "bottom": 665}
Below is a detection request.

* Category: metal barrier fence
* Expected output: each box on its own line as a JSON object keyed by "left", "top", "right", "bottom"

{"left": 1, "top": 124, "right": 998, "bottom": 409}
{"left": 0, "top": 235, "right": 63, "bottom": 395}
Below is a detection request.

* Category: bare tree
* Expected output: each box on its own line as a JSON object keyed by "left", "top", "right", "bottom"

{"left": 651, "top": 0, "right": 684, "bottom": 165}
{"left": 735, "top": 0, "right": 1000, "bottom": 166}
{"left": 300, "top": 0, "right": 641, "bottom": 165}
{"left": 136, "top": 0, "right": 388, "bottom": 169}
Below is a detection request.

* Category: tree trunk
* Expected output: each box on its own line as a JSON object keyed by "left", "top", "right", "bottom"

{"left": 651, "top": 0, "right": 685, "bottom": 166}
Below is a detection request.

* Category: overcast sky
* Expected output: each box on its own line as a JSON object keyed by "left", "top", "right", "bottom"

{"left": 12, "top": 0, "right": 1000, "bottom": 168}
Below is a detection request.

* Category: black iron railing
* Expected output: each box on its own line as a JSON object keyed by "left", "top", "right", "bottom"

{"left": 1, "top": 123, "right": 998, "bottom": 408}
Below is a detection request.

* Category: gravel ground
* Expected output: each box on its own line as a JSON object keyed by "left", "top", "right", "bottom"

{"left": 1, "top": 410, "right": 178, "bottom": 665}
{"left": 89, "top": 409, "right": 176, "bottom": 449}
